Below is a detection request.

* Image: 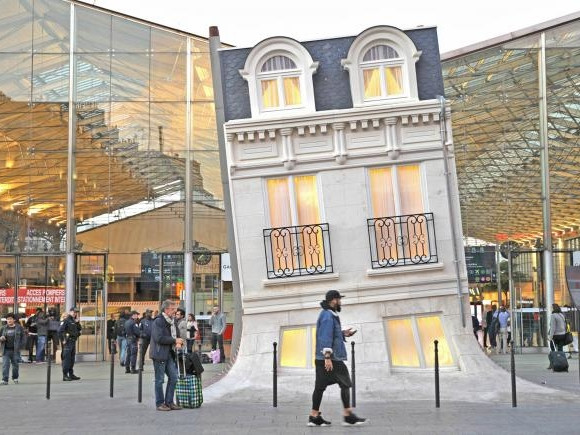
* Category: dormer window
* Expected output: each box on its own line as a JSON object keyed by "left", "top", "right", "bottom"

{"left": 361, "top": 45, "right": 404, "bottom": 100}
{"left": 342, "top": 26, "right": 421, "bottom": 107}
{"left": 240, "top": 37, "right": 318, "bottom": 118}
{"left": 259, "top": 55, "right": 302, "bottom": 110}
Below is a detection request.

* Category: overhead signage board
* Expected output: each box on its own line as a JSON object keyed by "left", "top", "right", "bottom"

{"left": 465, "top": 246, "right": 497, "bottom": 284}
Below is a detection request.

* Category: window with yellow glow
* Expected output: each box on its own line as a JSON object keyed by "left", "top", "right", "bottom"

{"left": 363, "top": 68, "right": 381, "bottom": 98}
{"left": 279, "top": 325, "right": 317, "bottom": 368}
{"left": 368, "top": 165, "right": 426, "bottom": 263}
{"left": 266, "top": 175, "right": 323, "bottom": 274}
{"left": 261, "top": 79, "right": 279, "bottom": 108}
{"left": 385, "top": 314, "right": 454, "bottom": 368}
{"left": 257, "top": 55, "right": 302, "bottom": 110}
{"left": 386, "top": 318, "right": 420, "bottom": 367}
{"left": 417, "top": 316, "right": 454, "bottom": 367}
{"left": 283, "top": 77, "right": 301, "bottom": 105}
{"left": 360, "top": 44, "right": 406, "bottom": 101}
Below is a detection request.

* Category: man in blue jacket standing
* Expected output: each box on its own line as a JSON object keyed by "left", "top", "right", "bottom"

{"left": 150, "top": 300, "right": 184, "bottom": 411}
{"left": 308, "top": 290, "right": 366, "bottom": 427}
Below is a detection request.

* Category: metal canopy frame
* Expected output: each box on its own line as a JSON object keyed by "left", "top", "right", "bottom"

{"left": 442, "top": 13, "right": 580, "bottom": 245}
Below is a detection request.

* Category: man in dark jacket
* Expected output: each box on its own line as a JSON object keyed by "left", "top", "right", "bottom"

{"left": 124, "top": 311, "right": 140, "bottom": 374}
{"left": 36, "top": 309, "right": 49, "bottom": 362}
{"left": 25, "top": 308, "right": 40, "bottom": 363}
{"left": 139, "top": 309, "right": 153, "bottom": 370}
{"left": 308, "top": 290, "right": 365, "bottom": 427}
{"left": 60, "top": 307, "right": 82, "bottom": 381}
{"left": 0, "top": 313, "right": 27, "bottom": 384}
{"left": 106, "top": 313, "right": 116, "bottom": 353}
{"left": 116, "top": 310, "right": 129, "bottom": 367}
{"left": 150, "top": 300, "right": 184, "bottom": 411}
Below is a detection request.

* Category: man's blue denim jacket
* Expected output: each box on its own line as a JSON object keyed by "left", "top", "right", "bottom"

{"left": 315, "top": 306, "right": 347, "bottom": 361}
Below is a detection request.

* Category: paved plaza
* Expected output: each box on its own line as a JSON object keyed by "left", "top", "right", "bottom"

{"left": 1, "top": 352, "right": 579, "bottom": 434}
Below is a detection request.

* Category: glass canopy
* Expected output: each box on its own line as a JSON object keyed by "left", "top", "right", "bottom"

{"left": 442, "top": 14, "right": 580, "bottom": 245}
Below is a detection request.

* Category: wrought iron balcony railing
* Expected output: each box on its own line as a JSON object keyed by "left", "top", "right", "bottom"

{"left": 367, "top": 213, "right": 438, "bottom": 269}
{"left": 263, "top": 223, "right": 333, "bottom": 279}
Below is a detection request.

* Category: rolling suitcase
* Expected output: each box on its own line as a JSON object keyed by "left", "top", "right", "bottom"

{"left": 176, "top": 348, "right": 204, "bottom": 408}
{"left": 549, "top": 340, "right": 569, "bottom": 372}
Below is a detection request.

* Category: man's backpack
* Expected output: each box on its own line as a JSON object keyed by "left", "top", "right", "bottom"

{"left": 115, "top": 318, "right": 126, "bottom": 337}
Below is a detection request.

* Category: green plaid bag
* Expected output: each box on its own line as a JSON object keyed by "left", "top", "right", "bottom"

{"left": 176, "top": 374, "right": 203, "bottom": 408}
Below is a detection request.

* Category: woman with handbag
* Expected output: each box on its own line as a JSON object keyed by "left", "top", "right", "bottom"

{"left": 549, "top": 304, "right": 567, "bottom": 352}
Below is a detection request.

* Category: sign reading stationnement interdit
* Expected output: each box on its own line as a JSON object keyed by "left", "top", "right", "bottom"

{"left": 0, "top": 287, "right": 66, "bottom": 305}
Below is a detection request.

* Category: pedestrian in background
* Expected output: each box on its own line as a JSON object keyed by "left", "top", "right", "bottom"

{"left": 139, "top": 309, "right": 153, "bottom": 370}
{"left": 116, "top": 309, "right": 129, "bottom": 367}
{"left": 549, "top": 303, "right": 567, "bottom": 352}
{"left": 25, "top": 308, "right": 40, "bottom": 363}
{"left": 186, "top": 313, "right": 198, "bottom": 353}
{"left": 59, "top": 307, "right": 82, "bottom": 381}
{"left": 124, "top": 310, "right": 141, "bottom": 374}
{"left": 0, "top": 313, "right": 27, "bottom": 385}
{"left": 308, "top": 290, "right": 366, "bottom": 427}
{"left": 36, "top": 309, "right": 48, "bottom": 363}
{"left": 106, "top": 313, "right": 116, "bottom": 353}
{"left": 497, "top": 306, "right": 511, "bottom": 354}
{"left": 210, "top": 306, "right": 226, "bottom": 363}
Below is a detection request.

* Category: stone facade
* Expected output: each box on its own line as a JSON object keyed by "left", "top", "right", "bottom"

{"left": 218, "top": 25, "right": 481, "bottom": 388}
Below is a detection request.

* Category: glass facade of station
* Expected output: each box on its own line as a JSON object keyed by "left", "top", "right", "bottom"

{"left": 0, "top": 0, "right": 230, "bottom": 359}
{"left": 443, "top": 17, "right": 580, "bottom": 349}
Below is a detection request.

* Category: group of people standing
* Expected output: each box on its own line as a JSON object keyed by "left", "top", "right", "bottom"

{"left": 480, "top": 304, "right": 511, "bottom": 354}
{"left": 0, "top": 306, "right": 82, "bottom": 385}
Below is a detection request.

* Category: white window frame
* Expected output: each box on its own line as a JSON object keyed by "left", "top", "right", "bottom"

{"left": 257, "top": 56, "right": 304, "bottom": 112}
{"left": 359, "top": 46, "right": 408, "bottom": 102}
{"left": 366, "top": 164, "right": 427, "bottom": 218}
{"left": 264, "top": 174, "right": 324, "bottom": 228}
{"left": 240, "top": 37, "right": 319, "bottom": 118}
{"left": 341, "top": 26, "right": 421, "bottom": 107}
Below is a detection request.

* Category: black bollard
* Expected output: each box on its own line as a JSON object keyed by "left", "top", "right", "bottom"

{"left": 273, "top": 341, "right": 278, "bottom": 408}
{"left": 46, "top": 337, "right": 52, "bottom": 400}
{"left": 434, "top": 339, "right": 440, "bottom": 408}
{"left": 510, "top": 340, "right": 517, "bottom": 407}
{"left": 351, "top": 341, "right": 356, "bottom": 408}
{"left": 110, "top": 340, "right": 116, "bottom": 398}
{"left": 138, "top": 341, "right": 143, "bottom": 403}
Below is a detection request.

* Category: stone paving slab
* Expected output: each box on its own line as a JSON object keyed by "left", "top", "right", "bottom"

{"left": 0, "top": 356, "right": 576, "bottom": 434}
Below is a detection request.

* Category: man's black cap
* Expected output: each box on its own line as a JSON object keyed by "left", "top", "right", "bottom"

{"left": 325, "top": 290, "right": 344, "bottom": 301}
{"left": 130, "top": 310, "right": 139, "bottom": 316}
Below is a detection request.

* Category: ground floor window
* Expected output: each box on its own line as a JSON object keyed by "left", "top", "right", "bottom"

{"left": 385, "top": 314, "right": 454, "bottom": 368}
{"left": 279, "top": 325, "right": 316, "bottom": 368}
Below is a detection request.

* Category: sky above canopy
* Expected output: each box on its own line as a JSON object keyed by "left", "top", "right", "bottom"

{"left": 91, "top": 0, "right": 579, "bottom": 53}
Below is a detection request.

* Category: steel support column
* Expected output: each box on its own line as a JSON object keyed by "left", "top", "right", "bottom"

{"left": 538, "top": 32, "right": 554, "bottom": 334}
{"left": 65, "top": 4, "right": 77, "bottom": 310}
{"left": 184, "top": 37, "right": 193, "bottom": 315}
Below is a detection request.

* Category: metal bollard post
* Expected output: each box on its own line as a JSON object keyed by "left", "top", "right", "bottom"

{"left": 434, "top": 339, "right": 440, "bottom": 408}
{"left": 510, "top": 340, "right": 517, "bottom": 407}
{"left": 138, "top": 341, "right": 143, "bottom": 403}
{"left": 351, "top": 341, "right": 356, "bottom": 408}
{"left": 110, "top": 340, "right": 116, "bottom": 398}
{"left": 46, "top": 337, "right": 52, "bottom": 400}
{"left": 273, "top": 342, "right": 278, "bottom": 408}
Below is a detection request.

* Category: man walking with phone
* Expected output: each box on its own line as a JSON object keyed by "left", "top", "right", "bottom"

{"left": 308, "top": 290, "right": 366, "bottom": 427}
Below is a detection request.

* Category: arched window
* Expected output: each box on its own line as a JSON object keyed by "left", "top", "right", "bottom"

{"left": 258, "top": 55, "right": 302, "bottom": 110}
{"left": 240, "top": 37, "right": 318, "bottom": 117}
{"left": 341, "top": 26, "right": 420, "bottom": 107}
{"left": 361, "top": 44, "right": 405, "bottom": 100}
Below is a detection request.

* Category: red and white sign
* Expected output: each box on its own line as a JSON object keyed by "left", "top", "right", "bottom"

{"left": 0, "top": 287, "right": 66, "bottom": 305}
